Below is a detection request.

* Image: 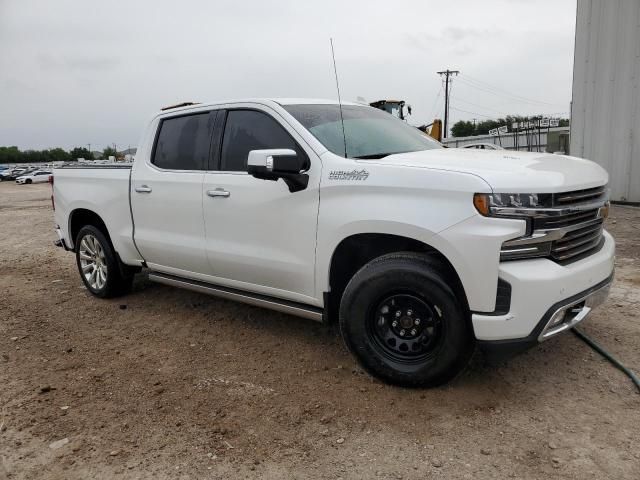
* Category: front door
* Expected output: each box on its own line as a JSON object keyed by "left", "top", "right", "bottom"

{"left": 202, "top": 107, "right": 321, "bottom": 304}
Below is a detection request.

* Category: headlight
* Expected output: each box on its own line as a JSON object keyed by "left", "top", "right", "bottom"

{"left": 474, "top": 192, "right": 552, "bottom": 261}
{"left": 473, "top": 192, "right": 552, "bottom": 216}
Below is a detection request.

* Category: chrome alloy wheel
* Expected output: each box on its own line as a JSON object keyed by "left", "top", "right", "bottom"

{"left": 79, "top": 234, "right": 108, "bottom": 290}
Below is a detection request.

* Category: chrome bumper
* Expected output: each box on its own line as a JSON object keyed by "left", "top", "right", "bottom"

{"left": 538, "top": 277, "right": 612, "bottom": 341}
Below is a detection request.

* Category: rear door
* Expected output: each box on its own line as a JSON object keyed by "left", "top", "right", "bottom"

{"left": 201, "top": 106, "right": 321, "bottom": 303}
{"left": 131, "top": 110, "right": 217, "bottom": 276}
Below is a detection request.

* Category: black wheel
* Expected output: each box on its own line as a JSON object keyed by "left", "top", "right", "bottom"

{"left": 75, "top": 225, "right": 134, "bottom": 298}
{"left": 339, "top": 252, "right": 474, "bottom": 387}
{"left": 26, "top": 179, "right": 32, "bottom": 184}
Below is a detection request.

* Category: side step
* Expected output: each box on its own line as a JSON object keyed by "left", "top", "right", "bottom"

{"left": 147, "top": 272, "right": 324, "bottom": 322}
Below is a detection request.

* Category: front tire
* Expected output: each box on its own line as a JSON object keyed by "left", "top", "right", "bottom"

{"left": 339, "top": 252, "right": 474, "bottom": 388}
{"left": 75, "top": 225, "right": 133, "bottom": 298}
{"left": 25, "top": 179, "right": 32, "bottom": 184}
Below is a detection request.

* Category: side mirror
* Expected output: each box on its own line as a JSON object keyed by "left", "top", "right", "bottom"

{"left": 247, "top": 149, "right": 303, "bottom": 174}
{"left": 247, "top": 149, "right": 309, "bottom": 193}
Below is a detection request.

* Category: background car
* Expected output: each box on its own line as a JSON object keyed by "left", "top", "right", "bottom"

{"left": 15, "top": 170, "right": 52, "bottom": 184}
{"left": 1, "top": 168, "right": 28, "bottom": 181}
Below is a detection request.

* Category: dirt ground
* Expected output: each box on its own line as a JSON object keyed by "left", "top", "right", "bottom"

{"left": 1, "top": 181, "right": 639, "bottom": 480}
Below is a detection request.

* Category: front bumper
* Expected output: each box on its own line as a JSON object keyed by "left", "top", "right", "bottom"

{"left": 473, "top": 230, "right": 615, "bottom": 359}
{"left": 478, "top": 274, "right": 612, "bottom": 362}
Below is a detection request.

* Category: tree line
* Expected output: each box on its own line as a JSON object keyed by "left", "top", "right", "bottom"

{"left": 0, "top": 146, "right": 118, "bottom": 164}
{"left": 451, "top": 115, "right": 570, "bottom": 138}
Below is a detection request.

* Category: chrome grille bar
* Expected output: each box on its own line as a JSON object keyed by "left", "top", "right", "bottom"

{"left": 551, "top": 237, "right": 605, "bottom": 262}
{"left": 552, "top": 227, "right": 603, "bottom": 253}
{"left": 553, "top": 186, "right": 606, "bottom": 205}
{"left": 536, "top": 209, "right": 599, "bottom": 229}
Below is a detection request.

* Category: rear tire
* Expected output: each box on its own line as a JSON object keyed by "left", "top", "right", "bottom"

{"left": 75, "top": 225, "right": 134, "bottom": 298}
{"left": 339, "top": 252, "right": 474, "bottom": 387}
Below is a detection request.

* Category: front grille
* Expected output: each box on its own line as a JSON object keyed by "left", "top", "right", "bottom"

{"left": 553, "top": 185, "right": 606, "bottom": 206}
{"left": 534, "top": 208, "right": 599, "bottom": 230}
{"left": 550, "top": 218, "right": 604, "bottom": 262}
{"left": 500, "top": 185, "right": 608, "bottom": 265}
{"left": 541, "top": 186, "right": 607, "bottom": 263}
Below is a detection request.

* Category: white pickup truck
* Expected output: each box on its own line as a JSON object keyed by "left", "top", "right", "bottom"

{"left": 52, "top": 99, "right": 615, "bottom": 387}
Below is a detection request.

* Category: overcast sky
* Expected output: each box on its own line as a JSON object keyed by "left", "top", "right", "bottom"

{"left": 0, "top": 0, "right": 577, "bottom": 151}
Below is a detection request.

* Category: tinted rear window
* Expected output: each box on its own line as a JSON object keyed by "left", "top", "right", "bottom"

{"left": 152, "top": 113, "right": 215, "bottom": 170}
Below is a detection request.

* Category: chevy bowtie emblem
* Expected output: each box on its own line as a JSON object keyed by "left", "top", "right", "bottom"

{"left": 328, "top": 169, "right": 370, "bottom": 181}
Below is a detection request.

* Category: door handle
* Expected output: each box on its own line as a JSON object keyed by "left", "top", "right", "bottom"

{"left": 135, "top": 185, "right": 152, "bottom": 193}
{"left": 206, "top": 188, "right": 230, "bottom": 198}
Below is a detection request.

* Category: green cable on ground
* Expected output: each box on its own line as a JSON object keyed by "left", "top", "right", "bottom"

{"left": 572, "top": 327, "right": 640, "bottom": 394}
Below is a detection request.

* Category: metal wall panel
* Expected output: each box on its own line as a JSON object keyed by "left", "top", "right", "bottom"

{"left": 571, "top": 0, "right": 640, "bottom": 202}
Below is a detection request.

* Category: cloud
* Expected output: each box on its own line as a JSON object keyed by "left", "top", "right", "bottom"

{"left": 37, "top": 53, "right": 120, "bottom": 72}
{"left": 0, "top": 0, "right": 578, "bottom": 150}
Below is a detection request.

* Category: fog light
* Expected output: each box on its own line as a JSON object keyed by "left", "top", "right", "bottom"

{"left": 548, "top": 309, "right": 567, "bottom": 327}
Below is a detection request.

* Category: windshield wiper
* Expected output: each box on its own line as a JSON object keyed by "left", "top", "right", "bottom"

{"left": 353, "top": 150, "right": 417, "bottom": 160}
{"left": 352, "top": 153, "right": 391, "bottom": 159}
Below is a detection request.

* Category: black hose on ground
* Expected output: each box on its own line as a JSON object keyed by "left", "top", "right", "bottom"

{"left": 572, "top": 327, "right": 640, "bottom": 394}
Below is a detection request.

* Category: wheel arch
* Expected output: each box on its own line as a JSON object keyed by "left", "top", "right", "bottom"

{"left": 68, "top": 208, "right": 112, "bottom": 251}
{"left": 325, "top": 232, "right": 469, "bottom": 324}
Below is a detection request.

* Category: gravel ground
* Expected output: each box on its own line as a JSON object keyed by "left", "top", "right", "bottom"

{"left": 1, "top": 181, "right": 639, "bottom": 479}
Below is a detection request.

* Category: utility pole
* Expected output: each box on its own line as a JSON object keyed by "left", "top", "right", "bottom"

{"left": 87, "top": 143, "right": 91, "bottom": 153}
{"left": 437, "top": 69, "right": 460, "bottom": 139}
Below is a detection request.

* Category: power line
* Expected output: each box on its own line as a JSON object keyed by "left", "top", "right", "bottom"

{"left": 456, "top": 75, "right": 565, "bottom": 109}
{"left": 460, "top": 79, "right": 557, "bottom": 107}
{"left": 449, "top": 106, "right": 494, "bottom": 119}
{"left": 461, "top": 73, "right": 561, "bottom": 107}
{"left": 453, "top": 97, "right": 512, "bottom": 116}
{"left": 459, "top": 75, "right": 556, "bottom": 106}
{"left": 427, "top": 86, "right": 444, "bottom": 122}
{"left": 456, "top": 76, "right": 538, "bottom": 105}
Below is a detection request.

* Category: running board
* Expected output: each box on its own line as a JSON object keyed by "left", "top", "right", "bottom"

{"left": 147, "top": 272, "right": 324, "bottom": 322}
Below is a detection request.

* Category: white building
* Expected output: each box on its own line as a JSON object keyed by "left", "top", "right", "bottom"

{"left": 570, "top": 0, "right": 640, "bottom": 203}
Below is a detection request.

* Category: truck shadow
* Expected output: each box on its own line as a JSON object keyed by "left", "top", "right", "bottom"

{"left": 129, "top": 271, "right": 589, "bottom": 401}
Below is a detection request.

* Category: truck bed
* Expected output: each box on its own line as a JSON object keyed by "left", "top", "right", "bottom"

{"left": 52, "top": 164, "right": 142, "bottom": 265}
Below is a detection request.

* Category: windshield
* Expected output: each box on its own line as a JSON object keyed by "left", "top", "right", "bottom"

{"left": 283, "top": 104, "right": 441, "bottom": 159}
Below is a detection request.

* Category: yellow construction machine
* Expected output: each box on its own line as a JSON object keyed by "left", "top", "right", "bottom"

{"left": 369, "top": 99, "right": 442, "bottom": 142}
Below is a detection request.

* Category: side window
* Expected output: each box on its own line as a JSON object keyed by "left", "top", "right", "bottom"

{"left": 152, "top": 112, "right": 215, "bottom": 170}
{"left": 220, "top": 110, "right": 304, "bottom": 172}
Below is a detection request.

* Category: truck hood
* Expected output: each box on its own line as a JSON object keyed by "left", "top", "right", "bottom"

{"left": 368, "top": 149, "right": 608, "bottom": 192}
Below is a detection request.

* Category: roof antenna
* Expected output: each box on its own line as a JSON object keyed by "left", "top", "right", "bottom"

{"left": 330, "top": 38, "right": 348, "bottom": 158}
